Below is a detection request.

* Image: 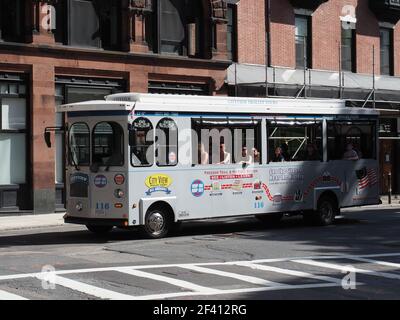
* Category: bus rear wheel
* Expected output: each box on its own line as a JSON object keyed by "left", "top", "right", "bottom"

{"left": 86, "top": 225, "right": 113, "bottom": 235}
{"left": 304, "top": 195, "right": 337, "bottom": 226}
{"left": 142, "top": 207, "right": 172, "bottom": 239}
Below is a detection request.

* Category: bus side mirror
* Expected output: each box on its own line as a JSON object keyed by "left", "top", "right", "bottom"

{"left": 44, "top": 126, "right": 65, "bottom": 148}
{"left": 44, "top": 131, "right": 52, "bottom": 148}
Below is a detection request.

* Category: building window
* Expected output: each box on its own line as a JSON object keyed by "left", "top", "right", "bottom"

{"left": 0, "top": 0, "right": 25, "bottom": 42}
{"left": 227, "top": 4, "right": 237, "bottom": 61}
{"left": 380, "top": 28, "right": 393, "bottom": 76}
{"left": 295, "top": 15, "right": 311, "bottom": 69}
{"left": 148, "top": 81, "right": 209, "bottom": 95}
{"left": 54, "top": 0, "right": 121, "bottom": 50}
{"left": 341, "top": 27, "right": 356, "bottom": 72}
{"left": 147, "top": 0, "right": 204, "bottom": 57}
{"left": 0, "top": 81, "right": 27, "bottom": 185}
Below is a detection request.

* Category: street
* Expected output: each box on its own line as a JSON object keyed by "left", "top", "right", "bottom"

{"left": 0, "top": 205, "right": 400, "bottom": 300}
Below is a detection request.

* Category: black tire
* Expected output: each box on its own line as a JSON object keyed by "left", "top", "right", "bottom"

{"left": 142, "top": 206, "right": 172, "bottom": 239}
{"left": 256, "top": 213, "right": 283, "bottom": 225}
{"left": 86, "top": 225, "right": 113, "bottom": 235}
{"left": 304, "top": 195, "right": 337, "bottom": 226}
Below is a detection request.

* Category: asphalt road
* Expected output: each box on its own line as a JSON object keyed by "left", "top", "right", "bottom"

{"left": 0, "top": 205, "right": 400, "bottom": 300}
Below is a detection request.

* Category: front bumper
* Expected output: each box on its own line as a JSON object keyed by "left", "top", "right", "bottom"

{"left": 64, "top": 214, "right": 128, "bottom": 227}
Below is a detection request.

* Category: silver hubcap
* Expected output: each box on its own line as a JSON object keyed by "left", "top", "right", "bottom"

{"left": 147, "top": 212, "right": 165, "bottom": 235}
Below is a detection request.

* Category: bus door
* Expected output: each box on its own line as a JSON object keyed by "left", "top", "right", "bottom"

{"left": 67, "top": 119, "right": 127, "bottom": 219}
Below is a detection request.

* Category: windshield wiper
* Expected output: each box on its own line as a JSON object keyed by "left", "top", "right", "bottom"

{"left": 70, "top": 151, "right": 80, "bottom": 171}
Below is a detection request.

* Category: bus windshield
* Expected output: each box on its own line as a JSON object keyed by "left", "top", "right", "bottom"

{"left": 93, "top": 122, "right": 124, "bottom": 167}
{"left": 69, "top": 121, "right": 124, "bottom": 167}
{"left": 69, "top": 122, "right": 90, "bottom": 166}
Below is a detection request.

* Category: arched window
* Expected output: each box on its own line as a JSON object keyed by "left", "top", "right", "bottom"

{"left": 69, "top": 122, "right": 90, "bottom": 166}
{"left": 93, "top": 122, "right": 124, "bottom": 166}
{"left": 130, "top": 118, "right": 154, "bottom": 167}
{"left": 156, "top": 118, "right": 178, "bottom": 166}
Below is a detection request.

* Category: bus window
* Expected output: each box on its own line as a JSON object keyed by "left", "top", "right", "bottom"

{"left": 156, "top": 118, "right": 178, "bottom": 166}
{"left": 191, "top": 118, "right": 261, "bottom": 165}
{"left": 267, "top": 120, "right": 322, "bottom": 162}
{"left": 93, "top": 122, "right": 124, "bottom": 166}
{"left": 69, "top": 122, "right": 90, "bottom": 166}
{"left": 327, "top": 121, "right": 376, "bottom": 160}
{"left": 130, "top": 118, "right": 154, "bottom": 167}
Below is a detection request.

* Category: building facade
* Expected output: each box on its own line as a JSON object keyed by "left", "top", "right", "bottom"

{"left": 0, "top": 0, "right": 230, "bottom": 214}
{"left": 227, "top": 0, "right": 400, "bottom": 195}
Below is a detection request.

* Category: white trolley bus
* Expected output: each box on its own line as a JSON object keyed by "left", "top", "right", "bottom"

{"left": 53, "top": 93, "right": 380, "bottom": 238}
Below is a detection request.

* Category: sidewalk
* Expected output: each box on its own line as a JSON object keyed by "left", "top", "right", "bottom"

{"left": 0, "top": 213, "right": 65, "bottom": 232}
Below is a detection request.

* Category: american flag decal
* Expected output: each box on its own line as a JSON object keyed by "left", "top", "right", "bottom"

{"left": 356, "top": 167, "right": 378, "bottom": 190}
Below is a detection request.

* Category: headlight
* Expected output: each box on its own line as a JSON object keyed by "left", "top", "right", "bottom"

{"left": 75, "top": 202, "right": 83, "bottom": 211}
{"left": 115, "top": 189, "right": 125, "bottom": 198}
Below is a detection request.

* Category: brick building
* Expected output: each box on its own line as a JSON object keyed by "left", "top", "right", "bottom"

{"left": 226, "top": 0, "right": 400, "bottom": 194}
{"left": 0, "top": 0, "right": 230, "bottom": 214}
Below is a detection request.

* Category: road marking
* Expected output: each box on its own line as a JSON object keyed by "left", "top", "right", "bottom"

{"left": 246, "top": 252, "right": 400, "bottom": 264}
{"left": 35, "top": 274, "right": 135, "bottom": 300}
{"left": 133, "top": 282, "right": 344, "bottom": 300}
{"left": 117, "top": 268, "right": 221, "bottom": 294}
{"left": 0, "top": 252, "right": 400, "bottom": 281}
{"left": 179, "top": 265, "right": 285, "bottom": 287}
{"left": 347, "top": 257, "right": 400, "bottom": 268}
{"left": 0, "top": 289, "right": 28, "bottom": 300}
{"left": 235, "top": 262, "right": 342, "bottom": 284}
{"left": 293, "top": 259, "right": 400, "bottom": 281}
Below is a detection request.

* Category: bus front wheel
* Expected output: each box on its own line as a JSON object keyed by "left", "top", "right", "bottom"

{"left": 142, "top": 207, "right": 172, "bottom": 239}
{"left": 86, "top": 225, "right": 113, "bottom": 235}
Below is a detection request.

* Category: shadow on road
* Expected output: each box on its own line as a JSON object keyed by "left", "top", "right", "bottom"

{"left": 0, "top": 208, "right": 399, "bottom": 254}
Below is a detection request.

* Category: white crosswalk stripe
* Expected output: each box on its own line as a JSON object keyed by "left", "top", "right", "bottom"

{"left": 179, "top": 264, "right": 286, "bottom": 287}
{"left": 234, "top": 262, "right": 343, "bottom": 284}
{"left": 293, "top": 259, "right": 400, "bottom": 280}
{"left": 0, "top": 252, "right": 399, "bottom": 300}
{"left": 0, "top": 289, "right": 27, "bottom": 300}
{"left": 35, "top": 274, "right": 136, "bottom": 300}
{"left": 116, "top": 268, "right": 221, "bottom": 294}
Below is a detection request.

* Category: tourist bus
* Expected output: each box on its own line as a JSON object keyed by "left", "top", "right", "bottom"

{"left": 52, "top": 93, "right": 380, "bottom": 238}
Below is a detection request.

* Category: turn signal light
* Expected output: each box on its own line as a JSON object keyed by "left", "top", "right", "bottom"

{"left": 114, "top": 203, "right": 123, "bottom": 209}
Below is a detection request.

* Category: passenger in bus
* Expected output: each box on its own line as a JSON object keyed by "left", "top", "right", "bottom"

{"left": 272, "top": 147, "right": 285, "bottom": 162}
{"left": 303, "top": 143, "right": 320, "bottom": 161}
{"left": 280, "top": 142, "right": 290, "bottom": 161}
{"left": 198, "top": 143, "right": 209, "bottom": 165}
{"left": 218, "top": 143, "right": 231, "bottom": 164}
{"left": 252, "top": 147, "right": 261, "bottom": 163}
{"left": 343, "top": 143, "right": 359, "bottom": 161}
{"left": 239, "top": 147, "right": 253, "bottom": 164}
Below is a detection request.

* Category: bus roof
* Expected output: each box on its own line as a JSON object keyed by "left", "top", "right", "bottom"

{"left": 57, "top": 93, "right": 380, "bottom": 116}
